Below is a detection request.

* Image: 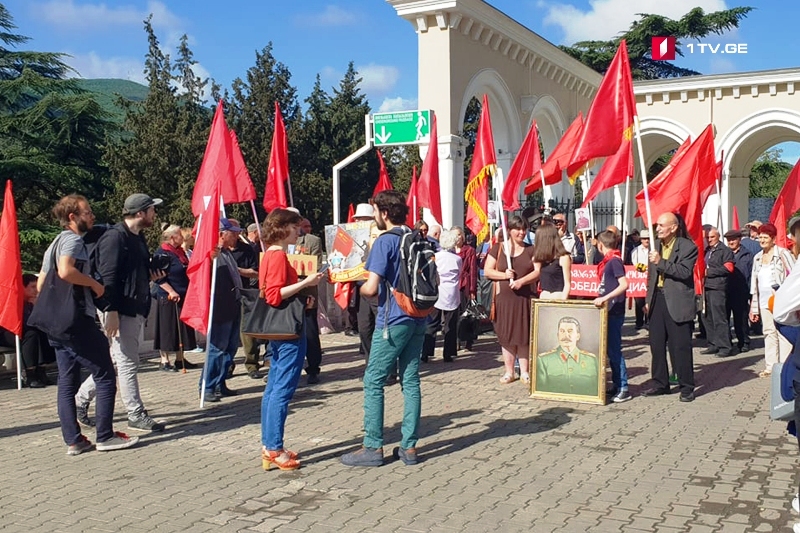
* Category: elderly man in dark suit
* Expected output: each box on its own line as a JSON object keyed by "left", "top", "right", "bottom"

{"left": 644, "top": 212, "right": 699, "bottom": 402}
{"left": 295, "top": 215, "right": 324, "bottom": 385}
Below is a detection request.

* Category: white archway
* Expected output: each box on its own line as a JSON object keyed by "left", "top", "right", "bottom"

{"left": 459, "top": 68, "right": 522, "bottom": 175}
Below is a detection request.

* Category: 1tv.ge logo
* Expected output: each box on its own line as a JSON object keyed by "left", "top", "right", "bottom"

{"left": 652, "top": 36, "right": 747, "bottom": 60}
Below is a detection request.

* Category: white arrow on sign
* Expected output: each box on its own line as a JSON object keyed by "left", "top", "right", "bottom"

{"left": 375, "top": 126, "right": 391, "bottom": 144}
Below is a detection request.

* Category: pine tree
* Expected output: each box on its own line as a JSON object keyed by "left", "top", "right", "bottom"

{"left": 561, "top": 7, "right": 753, "bottom": 79}
{"left": 0, "top": 4, "right": 114, "bottom": 269}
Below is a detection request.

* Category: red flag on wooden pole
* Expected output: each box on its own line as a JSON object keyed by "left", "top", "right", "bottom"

{"left": 567, "top": 41, "right": 636, "bottom": 177}
{"left": 417, "top": 113, "right": 443, "bottom": 224}
{"left": 465, "top": 95, "right": 496, "bottom": 242}
{"left": 181, "top": 182, "right": 221, "bottom": 333}
{"left": 264, "top": 101, "right": 290, "bottom": 212}
{"left": 527, "top": 112, "right": 583, "bottom": 193}
{"left": 374, "top": 150, "right": 393, "bottom": 196}
{"left": 406, "top": 166, "right": 418, "bottom": 227}
{"left": 192, "top": 101, "right": 235, "bottom": 216}
{"left": 0, "top": 180, "right": 23, "bottom": 337}
{"left": 769, "top": 159, "right": 800, "bottom": 249}
{"left": 503, "top": 120, "right": 541, "bottom": 211}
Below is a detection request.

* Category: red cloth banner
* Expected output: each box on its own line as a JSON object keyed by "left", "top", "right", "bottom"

{"left": 569, "top": 265, "right": 647, "bottom": 298}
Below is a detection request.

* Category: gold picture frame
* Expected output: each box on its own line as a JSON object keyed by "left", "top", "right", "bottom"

{"left": 530, "top": 299, "right": 607, "bottom": 405}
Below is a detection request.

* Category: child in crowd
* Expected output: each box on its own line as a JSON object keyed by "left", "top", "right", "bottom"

{"left": 593, "top": 230, "right": 631, "bottom": 403}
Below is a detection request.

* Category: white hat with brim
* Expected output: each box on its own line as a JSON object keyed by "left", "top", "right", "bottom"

{"left": 353, "top": 203, "right": 374, "bottom": 219}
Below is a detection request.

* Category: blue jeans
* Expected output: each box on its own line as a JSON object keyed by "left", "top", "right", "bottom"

{"left": 607, "top": 314, "right": 628, "bottom": 391}
{"left": 200, "top": 316, "right": 240, "bottom": 394}
{"left": 52, "top": 315, "right": 117, "bottom": 444}
{"left": 261, "top": 326, "right": 306, "bottom": 450}
{"left": 363, "top": 322, "right": 426, "bottom": 449}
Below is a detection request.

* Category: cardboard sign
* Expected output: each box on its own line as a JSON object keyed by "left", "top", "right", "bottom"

{"left": 569, "top": 265, "right": 647, "bottom": 298}
{"left": 287, "top": 254, "right": 318, "bottom": 277}
{"left": 324, "top": 221, "right": 372, "bottom": 282}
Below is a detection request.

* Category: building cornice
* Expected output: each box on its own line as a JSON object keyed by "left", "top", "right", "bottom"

{"left": 388, "top": 0, "right": 602, "bottom": 99}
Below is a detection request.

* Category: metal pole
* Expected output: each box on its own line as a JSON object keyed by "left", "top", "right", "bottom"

{"left": 15, "top": 334, "right": 21, "bottom": 390}
{"left": 495, "top": 168, "right": 513, "bottom": 272}
{"left": 621, "top": 176, "right": 631, "bottom": 260}
{"left": 199, "top": 256, "right": 218, "bottom": 409}
{"left": 332, "top": 114, "right": 373, "bottom": 224}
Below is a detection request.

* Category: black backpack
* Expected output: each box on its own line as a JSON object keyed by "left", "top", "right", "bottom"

{"left": 383, "top": 227, "right": 438, "bottom": 318}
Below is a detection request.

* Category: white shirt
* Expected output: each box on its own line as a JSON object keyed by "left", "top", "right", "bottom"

{"left": 434, "top": 250, "right": 462, "bottom": 311}
{"left": 774, "top": 260, "right": 800, "bottom": 325}
{"left": 630, "top": 244, "right": 649, "bottom": 268}
{"left": 757, "top": 263, "right": 775, "bottom": 308}
{"left": 561, "top": 232, "right": 577, "bottom": 257}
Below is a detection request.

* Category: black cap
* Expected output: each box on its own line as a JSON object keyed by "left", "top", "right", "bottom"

{"left": 724, "top": 229, "right": 743, "bottom": 240}
{"left": 122, "top": 193, "right": 162, "bottom": 216}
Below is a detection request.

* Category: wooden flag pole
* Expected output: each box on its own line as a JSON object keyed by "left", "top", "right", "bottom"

{"left": 249, "top": 200, "right": 265, "bottom": 252}
{"left": 494, "top": 167, "right": 513, "bottom": 272}
{"left": 633, "top": 116, "right": 654, "bottom": 232}
{"left": 15, "top": 334, "right": 21, "bottom": 390}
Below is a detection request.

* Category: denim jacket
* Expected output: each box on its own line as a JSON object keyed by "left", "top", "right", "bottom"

{"left": 750, "top": 245, "right": 795, "bottom": 314}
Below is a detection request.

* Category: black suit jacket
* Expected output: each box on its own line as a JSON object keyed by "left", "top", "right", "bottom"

{"left": 646, "top": 236, "right": 698, "bottom": 324}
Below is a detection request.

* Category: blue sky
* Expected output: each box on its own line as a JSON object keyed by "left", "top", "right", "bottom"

{"left": 6, "top": 0, "right": 799, "bottom": 159}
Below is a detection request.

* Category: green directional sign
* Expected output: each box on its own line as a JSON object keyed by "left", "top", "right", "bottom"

{"left": 372, "top": 110, "right": 431, "bottom": 147}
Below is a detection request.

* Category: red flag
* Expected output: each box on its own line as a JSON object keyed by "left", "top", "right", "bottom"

{"left": 732, "top": 205, "right": 740, "bottom": 230}
{"left": 503, "top": 120, "right": 541, "bottom": 211}
{"left": 406, "top": 166, "right": 418, "bottom": 227}
{"left": 700, "top": 157, "right": 724, "bottom": 208}
{"left": 465, "top": 95, "right": 496, "bottom": 242}
{"left": 527, "top": 112, "right": 583, "bottom": 193}
{"left": 332, "top": 226, "right": 355, "bottom": 257}
{"left": 374, "top": 151, "right": 393, "bottom": 196}
{"left": 333, "top": 282, "right": 352, "bottom": 309}
{"left": 0, "top": 181, "right": 23, "bottom": 336}
{"left": 347, "top": 203, "right": 355, "bottom": 223}
{"left": 191, "top": 101, "right": 235, "bottom": 216}
{"left": 418, "top": 112, "right": 443, "bottom": 224}
{"left": 229, "top": 130, "right": 256, "bottom": 203}
{"left": 581, "top": 135, "right": 633, "bottom": 208}
{"left": 634, "top": 137, "right": 691, "bottom": 218}
{"left": 264, "top": 101, "right": 290, "bottom": 212}
{"left": 769, "top": 159, "right": 800, "bottom": 249}
{"left": 181, "top": 182, "right": 221, "bottom": 333}
{"left": 567, "top": 41, "right": 636, "bottom": 177}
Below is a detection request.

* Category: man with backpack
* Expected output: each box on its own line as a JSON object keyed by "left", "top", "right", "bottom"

{"left": 341, "top": 190, "right": 436, "bottom": 467}
{"left": 75, "top": 193, "right": 165, "bottom": 432}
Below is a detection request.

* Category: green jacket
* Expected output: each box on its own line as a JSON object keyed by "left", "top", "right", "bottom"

{"left": 536, "top": 346, "right": 599, "bottom": 396}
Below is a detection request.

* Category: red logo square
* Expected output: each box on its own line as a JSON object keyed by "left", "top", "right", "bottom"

{"left": 652, "top": 36, "right": 676, "bottom": 60}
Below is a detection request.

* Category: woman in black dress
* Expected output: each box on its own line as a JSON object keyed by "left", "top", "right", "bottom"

{"left": 533, "top": 224, "right": 572, "bottom": 300}
{"left": 153, "top": 224, "right": 197, "bottom": 371}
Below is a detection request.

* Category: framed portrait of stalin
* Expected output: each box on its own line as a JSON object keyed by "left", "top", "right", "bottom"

{"left": 530, "top": 300, "right": 607, "bottom": 405}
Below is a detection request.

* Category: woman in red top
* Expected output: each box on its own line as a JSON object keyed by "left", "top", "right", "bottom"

{"left": 260, "top": 209, "right": 323, "bottom": 471}
{"left": 452, "top": 226, "right": 478, "bottom": 350}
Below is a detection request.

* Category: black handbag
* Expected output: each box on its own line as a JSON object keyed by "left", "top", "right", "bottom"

{"left": 28, "top": 236, "right": 84, "bottom": 341}
{"left": 240, "top": 288, "right": 304, "bottom": 340}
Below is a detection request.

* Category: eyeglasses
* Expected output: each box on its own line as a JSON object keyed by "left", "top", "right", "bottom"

{"left": 553, "top": 220, "right": 565, "bottom": 226}
{"left": 79, "top": 210, "right": 94, "bottom": 217}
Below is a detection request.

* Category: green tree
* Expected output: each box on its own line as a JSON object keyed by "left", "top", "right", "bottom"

{"left": 104, "top": 18, "right": 210, "bottom": 245}
{"left": 227, "top": 43, "right": 299, "bottom": 224}
{"left": 561, "top": 7, "right": 753, "bottom": 79}
{"left": 749, "top": 148, "right": 792, "bottom": 199}
{"left": 0, "top": 4, "right": 114, "bottom": 269}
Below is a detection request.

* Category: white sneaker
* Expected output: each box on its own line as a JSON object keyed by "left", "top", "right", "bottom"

{"left": 793, "top": 522, "right": 800, "bottom": 533}
{"left": 793, "top": 494, "right": 799, "bottom": 513}
{"left": 96, "top": 431, "right": 139, "bottom": 451}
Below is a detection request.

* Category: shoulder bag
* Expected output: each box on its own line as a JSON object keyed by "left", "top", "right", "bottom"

{"left": 240, "top": 288, "right": 305, "bottom": 341}
{"left": 28, "top": 234, "right": 83, "bottom": 341}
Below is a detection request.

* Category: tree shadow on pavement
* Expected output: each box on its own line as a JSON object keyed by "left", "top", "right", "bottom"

{"left": 693, "top": 354, "right": 761, "bottom": 396}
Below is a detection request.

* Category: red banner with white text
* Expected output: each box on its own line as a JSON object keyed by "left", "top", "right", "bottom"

{"left": 569, "top": 265, "right": 647, "bottom": 298}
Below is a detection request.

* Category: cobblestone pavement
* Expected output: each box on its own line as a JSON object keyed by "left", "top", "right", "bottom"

{"left": 1, "top": 321, "right": 798, "bottom": 532}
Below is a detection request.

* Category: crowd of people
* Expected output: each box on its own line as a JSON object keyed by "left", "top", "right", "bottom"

{"left": 23, "top": 187, "right": 800, "bottom": 483}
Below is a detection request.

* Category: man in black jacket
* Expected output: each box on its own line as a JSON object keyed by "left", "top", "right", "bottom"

{"left": 725, "top": 229, "right": 753, "bottom": 352}
{"left": 75, "top": 193, "right": 165, "bottom": 432}
{"left": 702, "top": 228, "right": 735, "bottom": 357}
{"left": 644, "top": 212, "right": 699, "bottom": 402}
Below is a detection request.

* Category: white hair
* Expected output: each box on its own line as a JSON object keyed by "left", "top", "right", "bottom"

{"left": 439, "top": 229, "right": 458, "bottom": 251}
{"left": 161, "top": 224, "right": 182, "bottom": 242}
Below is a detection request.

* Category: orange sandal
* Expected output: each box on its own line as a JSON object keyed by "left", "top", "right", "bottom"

{"left": 262, "top": 449, "right": 301, "bottom": 471}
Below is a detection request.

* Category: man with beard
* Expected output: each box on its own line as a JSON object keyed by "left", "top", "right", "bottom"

{"left": 75, "top": 194, "right": 165, "bottom": 432}
{"left": 37, "top": 195, "right": 139, "bottom": 454}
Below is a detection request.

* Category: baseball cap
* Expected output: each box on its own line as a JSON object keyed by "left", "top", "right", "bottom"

{"left": 789, "top": 216, "right": 800, "bottom": 234}
{"left": 219, "top": 218, "right": 243, "bottom": 232}
{"left": 122, "top": 193, "right": 162, "bottom": 216}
